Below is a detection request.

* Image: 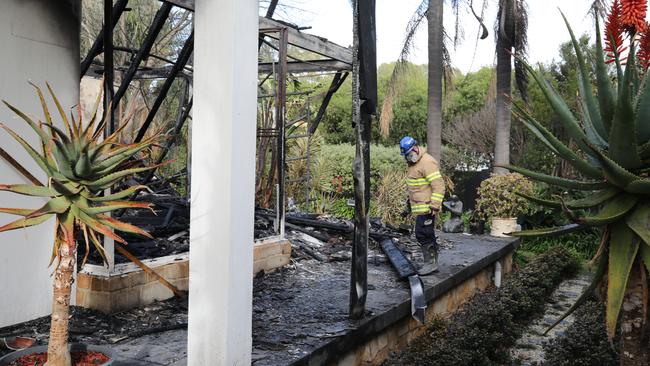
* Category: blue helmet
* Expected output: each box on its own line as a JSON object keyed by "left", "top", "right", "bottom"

{"left": 399, "top": 136, "right": 417, "bottom": 156}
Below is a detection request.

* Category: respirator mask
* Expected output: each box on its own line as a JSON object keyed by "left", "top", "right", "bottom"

{"left": 405, "top": 151, "right": 419, "bottom": 164}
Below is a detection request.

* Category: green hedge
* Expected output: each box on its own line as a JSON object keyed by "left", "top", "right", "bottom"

{"left": 316, "top": 144, "right": 404, "bottom": 197}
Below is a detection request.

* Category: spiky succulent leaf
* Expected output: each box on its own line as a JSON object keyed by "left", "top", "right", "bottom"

{"left": 516, "top": 188, "right": 619, "bottom": 209}
{"left": 84, "top": 185, "right": 149, "bottom": 202}
{"left": 503, "top": 165, "right": 608, "bottom": 190}
{"left": 512, "top": 102, "right": 602, "bottom": 178}
{"left": 640, "top": 243, "right": 650, "bottom": 276}
{"left": 635, "top": 73, "right": 650, "bottom": 145}
{"left": 561, "top": 11, "right": 608, "bottom": 140}
{"left": 509, "top": 223, "right": 585, "bottom": 237}
{"left": 97, "top": 216, "right": 152, "bottom": 238}
{"left": 606, "top": 223, "right": 639, "bottom": 339}
{"left": 0, "top": 184, "right": 58, "bottom": 197}
{"left": 519, "top": 59, "right": 595, "bottom": 156}
{"left": 0, "top": 208, "right": 39, "bottom": 216}
{"left": 595, "top": 16, "right": 616, "bottom": 134}
{"left": 626, "top": 205, "right": 650, "bottom": 245}
{"left": 573, "top": 193, "right": 638, "bottom": 225}
{"left": 625, "top": 179, "right": 650, "bottom": 194}
{"left": 0, "top": 214, "right": 54, "bottom": 232}
{"left": 587, "top": 145, "right": 641, "bottom": 188}
{"left": 0, "top": 83, "right": 158, "bottom": 269}
{"left": 609, "top": 45, "right": 643, "bottom": 169}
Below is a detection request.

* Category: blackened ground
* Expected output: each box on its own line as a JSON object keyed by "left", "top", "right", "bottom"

{"left": 77, "top": 235, "right": 189, "bottom": 268}
{"left": 251, "top": 233, "right": 515, "bottom": 365}
{"left": 2, "top": 214, "right": 514, "bottom": 366}
{"left": 0, "top": 297, "right": 188, "bottom": 358}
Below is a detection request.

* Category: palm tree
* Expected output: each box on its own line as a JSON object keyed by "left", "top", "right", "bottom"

{"left": 493, "top": 0, "right": 528, "bottom": 174}
{"left": 427, "top": 0, "right": 445, "bottom": 160}
{"left": 379, "top": 0, "right": 488, "bottom": 161}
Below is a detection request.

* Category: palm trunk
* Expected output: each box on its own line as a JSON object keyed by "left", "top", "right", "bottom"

{"left": 619, "top": 262, "right": 649, "bottom": 366}
{"left": 47, "top": 240, "right": 75, "bottom": 366}
{"left": 426, "top": 0, "right": 443, "bottom": 161}
{"left": 494, "top": 30, "right": 512, "bottom": 175}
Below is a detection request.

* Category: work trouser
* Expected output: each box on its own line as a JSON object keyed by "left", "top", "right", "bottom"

{"left": 414, "top": 212, "right": 438, "bottom": 252}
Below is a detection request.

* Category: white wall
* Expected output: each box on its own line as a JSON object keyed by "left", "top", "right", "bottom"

{"left": 187, "top": 0, "right": 258, "bottom": 364}
{"left": 0, "top": 0, "right": 79, "bottom": 328}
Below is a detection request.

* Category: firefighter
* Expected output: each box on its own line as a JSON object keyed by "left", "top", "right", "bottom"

{"left": 400, "top": 136, "right": 445, "bottom": 275}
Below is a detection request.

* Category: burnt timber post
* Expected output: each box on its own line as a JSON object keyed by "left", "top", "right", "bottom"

{"left": 350, "top": 0, "right": 377, "bottom": 319}
{"left": 103, "top": 0, "right": 116, "bottom": 135}
{"left": 80, "top": 0, "right": 128, "bottom": 78}
{"left": 275, "top": 28, "right": 288, "bottom": 237}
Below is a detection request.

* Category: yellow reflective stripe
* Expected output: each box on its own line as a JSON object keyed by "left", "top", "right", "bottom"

{"left": 412, "top": 207, "right": 430, "bottom": 213}
{"left": 407, "top": 177, "right": 427, "bottom": 183}
{"left": 411, "top": 204, "right": 430, "bottom": 209}
{"left": 407, "top": 181, "right": 429, "bottom": 187}
{"left": 431, "top": 193, "right": 444, "bottom": 199}
{"left": 425, "top": 171, "right": 442, "bottom": 182}
{"left": 431, "top": 196, "right": 443, "bottom": 202}
{"left": 412, "top": 203, "right": 432, "bottom": 213}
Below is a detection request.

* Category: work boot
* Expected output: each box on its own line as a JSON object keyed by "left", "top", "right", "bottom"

{"left": 418, "top": 243, "right": 438, "bottom": 275}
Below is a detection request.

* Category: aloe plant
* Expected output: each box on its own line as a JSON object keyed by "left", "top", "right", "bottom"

{"left": 0, "top": 84, "right": 160, "bottom": 366}
{"left": 502, "top": 0, "right": 650, "bottom": 357}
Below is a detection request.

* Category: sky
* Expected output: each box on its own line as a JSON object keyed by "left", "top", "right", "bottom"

{"left": 269, "top": 0, "right": 598, "bottom": 74}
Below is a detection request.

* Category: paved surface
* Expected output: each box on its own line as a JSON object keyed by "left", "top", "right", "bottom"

{"left": 112, "top": 330, "right": 187, "bottom": 365}
{"left": 252, "top": 233, "right": 516, "bottom": 365}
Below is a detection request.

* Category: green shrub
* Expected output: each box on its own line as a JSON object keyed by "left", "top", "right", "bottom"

{"left": 475, "top": 173, "right": 533, "bottom": 221}
{"left": 518, "top": 230, "right": 601, "bottom": 262}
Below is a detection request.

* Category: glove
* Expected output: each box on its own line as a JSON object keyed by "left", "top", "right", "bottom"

{"left": 400, "top": 199, "right": 411, "bottom": 218}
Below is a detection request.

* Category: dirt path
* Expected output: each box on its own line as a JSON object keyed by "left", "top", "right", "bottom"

{"left": 510, "top": 272, "right": 591, "bottom": 365}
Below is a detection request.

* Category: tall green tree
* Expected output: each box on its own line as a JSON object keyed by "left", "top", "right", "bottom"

{"left": 379, "top": 0, "right": 487, "bottom": 161}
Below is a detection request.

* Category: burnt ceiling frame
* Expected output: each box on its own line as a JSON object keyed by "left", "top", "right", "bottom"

{"left": 82, "top": 0, "right": 375, "bottom": 320}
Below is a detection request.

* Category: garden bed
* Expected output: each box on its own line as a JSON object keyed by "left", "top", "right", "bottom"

{"left": 542, "top": 298, "right": 619, "bottom": 366}
{"left": 384, "top": 247, "right": 580, "bottom": 366}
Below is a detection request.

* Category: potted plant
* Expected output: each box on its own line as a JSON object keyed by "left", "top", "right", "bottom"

{"left": 475, "top": 173, "right": 533, "bottom": 237}
{"left": 504, "top": 1, "right": 650, "bottom": 362}
{"left": 0, "top": 83, "right": 161, "bottom": 366}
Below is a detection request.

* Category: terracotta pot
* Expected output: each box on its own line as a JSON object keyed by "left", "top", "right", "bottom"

{"left": 490, "top": 217, "right": 519, "bottom": 237}
{"left": 0, "top": 343, "right": 114, "bottom": 366}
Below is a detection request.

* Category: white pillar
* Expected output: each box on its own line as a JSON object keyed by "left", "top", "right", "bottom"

{"left": 188, "top": 0, "right": 258, "bottom": 364}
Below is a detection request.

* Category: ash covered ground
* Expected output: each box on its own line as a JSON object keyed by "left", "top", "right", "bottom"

{"left": 2, "top": 212, "right": 489, "bottom": 366}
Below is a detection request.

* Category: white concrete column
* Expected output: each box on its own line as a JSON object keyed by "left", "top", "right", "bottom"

{"left": 188, "top": 0, "right": 258, "bottom": 365}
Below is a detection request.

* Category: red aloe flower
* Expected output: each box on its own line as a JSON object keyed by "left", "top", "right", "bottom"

{"left": 621, "top": 0, "right": 648, "bottom": 33}
{"left": 638, "top": 23, "right": 650, "bottom": 70}
{"left": 606, "top": 0, "right": 629, "bottom": 64}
